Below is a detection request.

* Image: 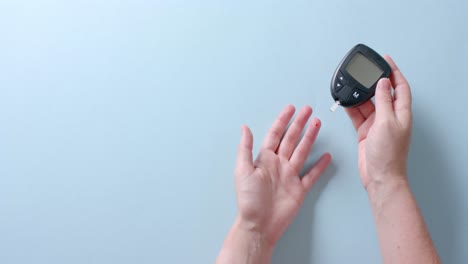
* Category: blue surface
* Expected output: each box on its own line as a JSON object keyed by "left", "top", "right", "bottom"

{"left": 0, "top": 1, "right": 466, "bottom": 263}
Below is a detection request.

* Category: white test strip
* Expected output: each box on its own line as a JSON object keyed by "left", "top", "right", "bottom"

{"left": 329, "top": 101, "right": 340, "bottom": 112}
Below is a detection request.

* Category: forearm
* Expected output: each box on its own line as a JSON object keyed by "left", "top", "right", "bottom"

{"left": 367, "top": 176, "right": 440, "bottom": 264}
{"left": 216, "top": 217, "right": 274, "bottom": 264}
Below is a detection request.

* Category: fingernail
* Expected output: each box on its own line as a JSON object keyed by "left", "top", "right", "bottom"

{"left": 378, "top": 78, "right": 390, "bottom": 90}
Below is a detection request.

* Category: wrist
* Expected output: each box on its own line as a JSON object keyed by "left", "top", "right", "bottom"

{"left": 233, "top": 216, "right": 276, "bottom": 252}
{"left": 217, "top": 217, "right": 274, "bottom": 264}
{"left": 366, "top": 175, "right": 410, "bottom": 206}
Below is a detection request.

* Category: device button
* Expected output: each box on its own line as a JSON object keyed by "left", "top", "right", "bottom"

{"left": 334, "top": 79, "right": 344, "bottom": 92}
{"left": 336, "top": 81, "right": 343, "bottom": 91}
{"left": 338, "top": 85, "right": 352, "bottom": 100}
{"left": 337, "top": 71, "right": 347, "bottom": 85}
{"left": 346, "top": 89, "right": 366, "bottom": 105}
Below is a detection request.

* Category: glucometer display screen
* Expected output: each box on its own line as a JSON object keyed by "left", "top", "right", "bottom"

{"left": 345, "top": 53, "right": 383, "bottom": 88}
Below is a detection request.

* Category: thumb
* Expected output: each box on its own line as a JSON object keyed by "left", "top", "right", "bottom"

{"left": 235, "top": 125, "right": 254, "bottom": 174}
{"left": 375, "top": 78, "right": 394, "bottom": 119}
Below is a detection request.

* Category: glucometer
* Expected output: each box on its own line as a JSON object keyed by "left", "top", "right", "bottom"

{"left": 330, "top": 44, "right": 391, "bottom": 111}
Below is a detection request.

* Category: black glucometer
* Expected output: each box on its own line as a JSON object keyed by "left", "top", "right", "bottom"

{"left": 330, "top": 44, "right": 391, "bottom": 111}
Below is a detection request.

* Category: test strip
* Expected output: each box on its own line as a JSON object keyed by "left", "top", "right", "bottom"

{"left": 329, "top": 101, "right": 340, "bottom": 112}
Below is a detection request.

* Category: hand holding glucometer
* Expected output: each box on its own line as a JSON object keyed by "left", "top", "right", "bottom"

{"left": 330, "top": 44, "right": 391, "bottom": 111}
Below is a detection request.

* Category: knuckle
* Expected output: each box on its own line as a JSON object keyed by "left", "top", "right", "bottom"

{"left": 269, "top": 129, "right": 282, "bottom": 140}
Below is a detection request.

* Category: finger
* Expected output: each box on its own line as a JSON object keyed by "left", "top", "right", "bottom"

{"left": 289, "top": 118, "right": 321, "bottom": 171}
{"left": 374, "top": 78, "right": 394, "bottom": 119}
{"left": 357, "top": 113, "right": 375, "bottom": 142}
{"left": 235, "top": 125, "right": 254, "bottom": 174}
{"left": 277, "top": 106, "right": 312, "bottom": 159}
{"left": 357, "top": 100, "right": 375, "bottom": 119}
{"left": 384, "top": 55, "right": 412, "bottom": 111}
{"left": 384, "top": 55, "right": 412, "bottom": 123}
{"left": 345, "top": 107, "right": 365, "bottom": 130}
{"left": 301, "top": 153, "right": 332, "bottom": 192}
{"left": 261, "top": 105, "right": 296, "bottom": 151}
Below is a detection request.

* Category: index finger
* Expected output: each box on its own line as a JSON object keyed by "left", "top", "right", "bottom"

{"left": 384, "top": 55, "right": 412, "bottom": 114}
{"left": 345, "top": 100, "right": 375, "bottom": 131}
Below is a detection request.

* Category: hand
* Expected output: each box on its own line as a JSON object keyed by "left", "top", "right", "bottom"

{"left": 346, "top": 55, "right": 412, "bottom": 190}
{"left": 234, "top": 105, "right": 331, "bottom": 246}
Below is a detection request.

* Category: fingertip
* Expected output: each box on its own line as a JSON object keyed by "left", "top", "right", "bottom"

{"left": 380, "top": 77, "right": 390, "bottom": 84}
{"left": 281, "top": 104, "right": 296, "bottom": 121}
{"left": 240, "top": 125, "right": 253, "bottom": 148}
{"left": 302, "top": 105, "right": 313, "bottom": 115}
{"left": 236, "top": 125, "right": 255, "bottom": 171}
{"left": 383, "top": 54, "right": 399, "bottom": 71}
{"left": 375, "top": 78, "right": 394, "bottom": 116}
{"left": 240, "top": 124, "right": 247, "bottom": 134}
{"left": 377, "top": 78, "right": 391, "bottom": 90}
{"left": 376, "top": 79, "right": 391, "bottom": 96}
{"left": 301, "top": 152, "right": 332, "bottom": 191}
{"left": 246, "top": 125, "right": 253, "bottom": 135}
{"left": 319, "top": 153, "right": 332, "bottom": 173}
{"left": 311, "top": 118, "right": 321, "bottom": 128}
{"left": 241, "top": 124, "right": 252, "bottom": 137}
{"left": 322, "top": 152, "right": 332, "bottom": 164}
{"left": 284, "top": 104, "right": 296, "bottom": 113}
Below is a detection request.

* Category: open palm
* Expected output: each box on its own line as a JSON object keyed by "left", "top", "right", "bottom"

{"left": 234, "top": 105, "right": 331, "bottom": 245}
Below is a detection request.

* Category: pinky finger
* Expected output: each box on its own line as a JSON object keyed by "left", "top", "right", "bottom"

{"left": 301, "top": 153, "right": 332, "bottom": 192}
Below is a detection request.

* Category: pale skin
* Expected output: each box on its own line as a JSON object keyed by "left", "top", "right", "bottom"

{"left": 216, "top": 56, "right": 441, "bottom": 264}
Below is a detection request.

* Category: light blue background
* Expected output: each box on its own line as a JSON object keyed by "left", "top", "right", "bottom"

{"left": 0, "top": 1, "right": 466, "bottom": 263}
